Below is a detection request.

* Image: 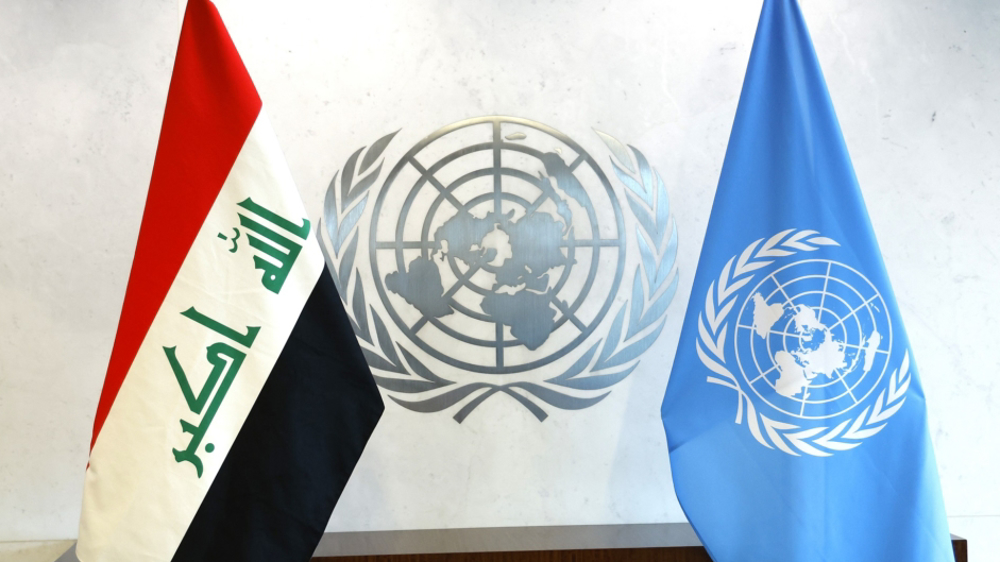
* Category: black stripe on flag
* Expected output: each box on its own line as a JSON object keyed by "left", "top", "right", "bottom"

{"left": 172, "top": 266, "right": 384, "bottom": 562}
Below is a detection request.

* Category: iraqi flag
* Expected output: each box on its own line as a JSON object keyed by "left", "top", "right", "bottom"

{"left": 77, "top": 1, "right": 384, "bottom": 560}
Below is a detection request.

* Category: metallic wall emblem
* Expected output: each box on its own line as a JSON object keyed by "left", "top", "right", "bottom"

{"left": 321, "top": 116, "right": 679, "bottom": 422}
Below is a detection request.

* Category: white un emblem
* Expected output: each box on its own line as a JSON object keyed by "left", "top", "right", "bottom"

{"left": 322, "top": 117, "right": 678, "bottom": 422}
{"left": 696, "top": 230, "right": 912, "bottom": 456}
{"left": 734, "top": 260, "right": 891, "bottom": 420}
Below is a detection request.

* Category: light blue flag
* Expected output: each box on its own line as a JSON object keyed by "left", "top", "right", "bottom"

{"left": 661, "top": 0, "right": 954, "bottom": 561}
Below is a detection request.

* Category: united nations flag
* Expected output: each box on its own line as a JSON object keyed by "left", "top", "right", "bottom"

{"left": 660, "top": 0, "right": 954, "bottom": 561}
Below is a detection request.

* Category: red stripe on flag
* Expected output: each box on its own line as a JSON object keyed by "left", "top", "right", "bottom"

{"left": 91, "top": 0, "right": 262, "bottom": 449}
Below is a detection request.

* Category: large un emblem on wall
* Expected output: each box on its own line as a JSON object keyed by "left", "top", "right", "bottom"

{"left": 371, "top": 117, "right": 625, "bottom": 373}
{"left": 322, "top": 117, "right": 678, "bottom": 422}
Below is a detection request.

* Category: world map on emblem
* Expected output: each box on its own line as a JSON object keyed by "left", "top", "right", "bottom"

{"left": 369, "top": 117, "right": 626, "bottom": 375}
{"left": 734, "top": 259, "right": 893, "bottom": 420}
{"left": 387, "top": 208, "right": 570, "bottom": 351}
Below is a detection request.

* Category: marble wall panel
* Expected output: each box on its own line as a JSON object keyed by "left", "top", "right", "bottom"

{"left": 0, "top": 0, "right": 997, "bottom": 555}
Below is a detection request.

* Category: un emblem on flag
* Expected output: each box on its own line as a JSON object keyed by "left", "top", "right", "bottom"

{"left": 321, "top": 117, "right": 678, "bottom": 422}
{"left": 736, "top": 260, "right": 892, "bottom": 420}
{"left": 697, "top": 230, "right": 911, "bottom": 456}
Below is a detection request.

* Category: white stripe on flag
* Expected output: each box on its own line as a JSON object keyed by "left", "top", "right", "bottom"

{"left": 79, "top": 113, "right": 324, "bottom": 562}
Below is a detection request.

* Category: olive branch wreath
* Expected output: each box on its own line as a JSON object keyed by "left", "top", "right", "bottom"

{"left": 696, "top": 229, "right": 911, "bottom": 457}
{"left": 318, "top": 129, "right": 676, "bottom": 423}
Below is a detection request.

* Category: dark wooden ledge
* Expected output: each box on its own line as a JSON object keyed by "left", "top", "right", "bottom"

{"left": 52, "top": 523, "right": 967, "bottom": 562}
{"left": 310, "top": 524, "right": 967, "bottom": 562}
